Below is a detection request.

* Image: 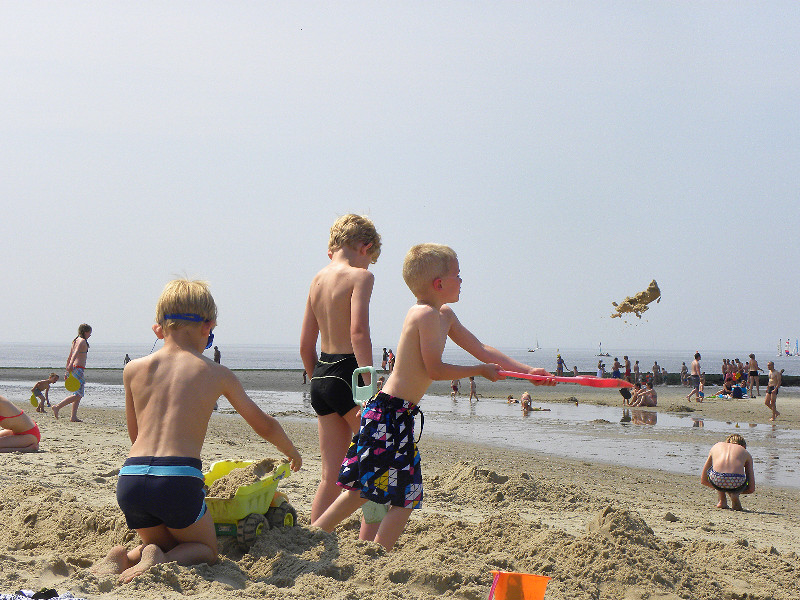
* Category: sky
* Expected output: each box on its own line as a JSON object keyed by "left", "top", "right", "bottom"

{"left": 1, "top": 2, "right": 798, "bottom": 356}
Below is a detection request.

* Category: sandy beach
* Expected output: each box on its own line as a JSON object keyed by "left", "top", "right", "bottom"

{"left": 1, "top": 371, "right": 798, "bottom": 599}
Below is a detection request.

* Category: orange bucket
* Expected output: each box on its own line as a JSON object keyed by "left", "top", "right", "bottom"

{"left": 488, "top": 571, "right": 550, "bottom": 600}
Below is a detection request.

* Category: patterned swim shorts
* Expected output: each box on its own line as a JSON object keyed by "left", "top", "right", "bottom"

{"left": 708, "top": 468, "right": 748, "bottom": 493}
{"left": 337, "top": 391, "right": 423, "bottom": 509}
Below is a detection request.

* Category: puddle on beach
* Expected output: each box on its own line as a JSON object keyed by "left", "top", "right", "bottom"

{"left": 3, "top": 380, "right": 797, "bottom": 489}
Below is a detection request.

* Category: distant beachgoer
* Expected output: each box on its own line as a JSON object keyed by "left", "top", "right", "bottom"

{"left": 687, "top": 352, "right": 702, "bottom": 402}
{"left": 680, "top": 362, "right": 688, "bottom": 386}
{"left": 765, "top": 362, "right": 781, "bottom": 421}
{"left": 520, "top": 391, "right": 532, "bottom": 410}
{"left": 597, "top": 360, "right": 605, "bottom": 378}
{"left": 556, "top": 354, "right": 566, "bottom": 376}
{"left": 633, "top": 360, "right": 640, "bottom": 384}
{"left": 573, "top": 365, "right": 578, "bottom": 377}
{"left": 652, "top": 361, "right": 660, "bottom": 385}
{"left": 31, "top": 373, "right": 59, "bottom": 413}
{"left": 450, "top": 379, "right": 461, "bottom": 399}
{"left": 506, "top": 394, "right": 516, "bottom": 404}
{"left": 213, "top": 346, "right": 221, "bottom": 363}
{"left": 700, "top": 434, "right": 755, "bottom": 510}
{"left": 53, "top": 323, "right": 92, "bottom": 422}
{"left": 381, "top": 348, "right": 388, "bottom": 371}
{"left": 377, "top": 376, "right": 385, "bottom": 390}
{"left": 124, "top": 354, "right": 131, "bottom": 365}
{"left": 387, "top": 349, "right": 395, "bottom": 373}
{"left": 624, "top": 356, "right": 631, "bottom": 382}
{"left": 661, "top": 367, "right": 668, "bottom": 385}
{"left": 632, "top": 381, "right": 657, "bottom": 407}
{"left": 302, "top": 370, "right": 307, "bottom": 384}
{"left": 0, "top": 395, "right": 41, "bottom": 452}
{"left": 747, "top": 354, "right": 762, "bottom": 398}
{"left": 611, "top": 358, "right": 621, "bottom": 379}
{"left": 468, "top": 376, "right": 478, "bottom": 402}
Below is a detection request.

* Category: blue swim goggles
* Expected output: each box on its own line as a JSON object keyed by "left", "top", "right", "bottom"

{"left": 163, "top": 313, "right": 214, "bottom": 349}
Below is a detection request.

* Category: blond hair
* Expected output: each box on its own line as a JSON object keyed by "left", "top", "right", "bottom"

{"left": 402, "top": 243, "right": 457, "bottom": 295}
{"left": 726, "top": 434, "right": 746, "bottom": 448}
{"left": 155, "top": 279, "right": 218, "bottom": 329}
{"left": 328, "top": 214, "right": 381, "bottom": 263}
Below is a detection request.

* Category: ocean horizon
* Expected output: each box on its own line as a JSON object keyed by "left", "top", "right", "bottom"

{"left": 1, "top": 342, "right": 798, "bottom": 377}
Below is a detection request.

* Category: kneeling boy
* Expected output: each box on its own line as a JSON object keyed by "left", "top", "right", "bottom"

{"left": 312, "top": 243, "right": 553, "bottom": 550}
{"left": 94, "top": 279, "right": 301, "bottom": 582}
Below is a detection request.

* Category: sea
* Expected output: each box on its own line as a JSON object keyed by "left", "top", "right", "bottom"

{"left": 2, "top": 343, "right": 798, "bottom": 489}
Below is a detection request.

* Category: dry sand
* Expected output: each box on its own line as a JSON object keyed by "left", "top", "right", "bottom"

{"left": 0, "top": 375, "right": 798, "bottom": 600}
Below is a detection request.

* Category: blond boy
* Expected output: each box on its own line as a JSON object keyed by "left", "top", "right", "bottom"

{"left": 94, "top": 279, "right": 301, "bottom": 583}
{"left": 313, "top": 243, "right": 553, "bottom": 550}
{"left": 700, "top": 434, "right": 755, "bottom": 510}
{"left": 300, "top": 214, "right": 381, "bottom": 531}
{"left": 32, "top": 373, "right": 59, "bottom": 413}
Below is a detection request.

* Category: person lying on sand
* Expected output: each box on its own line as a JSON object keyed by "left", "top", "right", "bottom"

{"left": 700, "top": 434, "right": 755, "bottom": 511}
{"left": 0, "top": 395, "right": 41, "bottom": 452}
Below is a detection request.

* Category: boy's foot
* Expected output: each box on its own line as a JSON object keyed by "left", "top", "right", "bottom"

{"left": 52, "top": 406, "right": 60, "bottom": 419}
{"left": 70, "top": 418, "right": 83, "bottom": 423}
{"left": 91, "top": 546, "right": 132, "bottom": 576}
{"left": 715, "top": 502, "right": 729, "bottom": 509}
{"left": 731, "top": 499, "right": 743, "bottom": 511}
{"left": 119, "top": 544, "right": 165, "bottom": 583}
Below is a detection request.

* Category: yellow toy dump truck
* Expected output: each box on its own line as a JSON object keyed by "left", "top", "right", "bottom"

{"left": 204, "top": 459, "right": 297, "bottom": 547}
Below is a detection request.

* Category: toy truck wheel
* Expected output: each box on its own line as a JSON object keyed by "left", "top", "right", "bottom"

{"left": 266, "top": 502, "right": 297, "bottom": 528}
{"left": 237, "top": 513, "right": 268, "bottom": 546}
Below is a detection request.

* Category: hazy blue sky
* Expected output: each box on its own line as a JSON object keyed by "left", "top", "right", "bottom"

{"left": 2, "top": 2, "right": 798, "bottom": 356}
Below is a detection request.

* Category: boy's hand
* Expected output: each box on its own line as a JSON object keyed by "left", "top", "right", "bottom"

{"left": 529, "top": 367, "right": 557, "bottom": 386}
{"left": 481, "top": 363, "right": 503, "bottom": 381}
{"left": 285, "top": 448, "right": 302, "bottom": 472}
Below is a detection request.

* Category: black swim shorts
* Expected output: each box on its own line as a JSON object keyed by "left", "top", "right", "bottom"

{"left": 310, "top": 353, "right": 361, "bottom": 417}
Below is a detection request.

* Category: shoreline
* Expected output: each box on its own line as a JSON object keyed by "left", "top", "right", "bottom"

{"left": 2, "top": 366, "right": 797, "bottom": 429}
{"left": 1, "top": 404, "right": 798, "bottom": 599}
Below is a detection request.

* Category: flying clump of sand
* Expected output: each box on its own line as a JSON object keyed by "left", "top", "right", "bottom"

{"left": 611, "top": 279, "right": 661, "bottom": 319}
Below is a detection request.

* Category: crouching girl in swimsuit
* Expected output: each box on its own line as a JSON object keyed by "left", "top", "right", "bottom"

{"left": 0, "top": 395, "right": 41, "bottom": 452}
{"left": 700, "top": 434, "right": 755, "bottom": 511}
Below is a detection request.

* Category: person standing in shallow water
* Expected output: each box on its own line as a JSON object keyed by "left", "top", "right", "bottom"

{"left": 53, "top": 323, "right": 92, "bottom": 422}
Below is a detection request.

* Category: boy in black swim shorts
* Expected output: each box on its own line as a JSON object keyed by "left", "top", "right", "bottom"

{"left": 313, "top": 243, "right": 555, "bottom": 551}
{"left": 300, "top": 214, "right": 382, "bottom": 536}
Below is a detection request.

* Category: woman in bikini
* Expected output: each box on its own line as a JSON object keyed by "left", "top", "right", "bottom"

{"left": 0, "top": 395, "right": 41, "bottom": 452}
{"left": 52, "top": 323, "right": 92, "bottom": 422}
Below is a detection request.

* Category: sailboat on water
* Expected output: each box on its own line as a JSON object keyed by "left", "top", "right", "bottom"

{"left": 598, "top": 342, "right": 610, "bottom": 357}
{"left": 527, "top": 338, "right": 541, "bottom": 353}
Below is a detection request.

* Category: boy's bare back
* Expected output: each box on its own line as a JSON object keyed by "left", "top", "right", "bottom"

{"left": 709, "top": 441, "right": 751, "bottom": 474}
{"left": 124, "top": 348, "right": 231, "bottom": 459}
{"left": 307, "top": 261, "right": 374, "bottom": 355}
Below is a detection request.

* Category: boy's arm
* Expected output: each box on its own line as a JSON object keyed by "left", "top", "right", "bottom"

{"left": 350, "top": 270, "right": 375, "bottom": 383}
{"left": 222, "top": 370, "right": 302, "bottom": 471}
{"left": 123, "top": 364, "right": 138, "bottom": 444}
{"left": 417, "top": 308, "right": 501, "bottom": 382}
{"left": 444, "top": 307, "right": 554, "bottom": 382}
{"left": 743, "top": 454, "right": 756, "bottom": 494}
{"left": 700, "top": 453, "right": 713, "bottom": 487}
{"left": 299, "top": 294, "right": 320, "bottom": 378}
